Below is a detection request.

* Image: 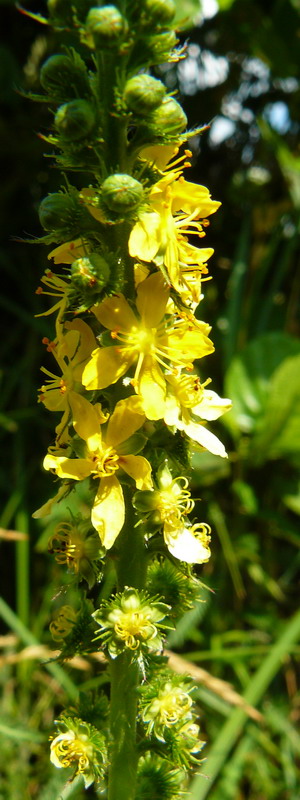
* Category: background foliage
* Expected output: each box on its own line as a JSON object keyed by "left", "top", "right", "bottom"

{"left": 0, "top": 0, "right": 299, "bottom": 798}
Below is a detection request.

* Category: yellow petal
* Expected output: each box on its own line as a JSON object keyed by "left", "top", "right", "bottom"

{"left": 183, "top": 420, "right": 228, "bottom": 458}
{"left": 164, "top": 524, "right": 211, "bottom": 564}
{"left": 80, "top": 188, "right": 106, "bottom": 222}
{"left": 193, "top": 389, "right": 232, "bottom": 421}
{"left": 82, "top": 346, "right": 131, "bottom": 391}
{"left": 92, "top": 294, "right": 137, "bottom": 332}
{"left": 129, "top": 212, "right": 162, "bottom": 263}
{"left": 138, "top": 357, "right": 166, "bottom": 421}
{"left": 48, "top": 239, "right": 86, "bottom": 264}
{"left": 119, "top": 455, "right": 153, "bottom": 490}
{"left": 43, "top": 454, "right": 92, "bottom": 480}
{"left": 106, "top": 396, "right": 145, "bottom": 448}
{"left": 136, "top": 272, "right": 169, "bottom": 328}
{"left": 91, "top": 476, "right": 125, "bottom": 549}
{"left": 140, "top": 144, "right": 178, "bottom": 170}
{"left": 32, "top": 484, "right": 69, "bottom": 518}
{"left": 69, "top": 391, "right": 102, "bottom": 451}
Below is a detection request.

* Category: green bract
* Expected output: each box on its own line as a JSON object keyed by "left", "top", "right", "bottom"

{"left": 101, "top": 173, "right": 144, "bottom": 212}
{"left": 54, "top": 99, "right": 96, "bottom": 141}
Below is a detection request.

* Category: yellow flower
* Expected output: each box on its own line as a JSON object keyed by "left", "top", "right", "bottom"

{"left": 39, "top": 317, "right": 97, "bottom": 444}
{"left": 164, "top": 521, "right": 211, "bottom": 564}
{"left": 142, "top": 680, "right": 193, "bottom": 740}
{"left": 82, "top": 272, "right": 214, "bottom": 420}
{"left": 129, "top": 161, "right": 220, "bottom": 302}
{"left": 164, "top": 373, "right": 231, "bottom": 458}
{"left": 44, "top": 392, "right": 152, "bottom": 549}
{"left": 49, "top": 605, "right": 78, "bottom": 641}
{"left": 50, "top": 717, "right": 107, "bottom": 789}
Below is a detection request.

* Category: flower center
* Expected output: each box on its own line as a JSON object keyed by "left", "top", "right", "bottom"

{"left": 114, "top": 610, "right": 155, "bottom": 649}
{"left": 90, "top": 446, "right": 119, "bottom": 477}
{"left": 157, "top": 478, "right": 194, "bottom": 526}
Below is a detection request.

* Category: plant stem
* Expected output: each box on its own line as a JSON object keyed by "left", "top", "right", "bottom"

{"left": 108, "top": 652, "right": 140, "bottom": 800}
{"left": 107, "top": 489, "right": 147, "bottom": 798}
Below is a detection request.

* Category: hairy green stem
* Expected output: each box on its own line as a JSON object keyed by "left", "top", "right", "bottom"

{"left": 108, "top": 492, "right": 147, "bottom": 798}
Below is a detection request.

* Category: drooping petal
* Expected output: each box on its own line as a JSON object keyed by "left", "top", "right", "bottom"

{"left": 119, "top": 455, "right": 153, "bottom": 489}
{"left": 92, "top": 294, "right": 137, "bottom": 332}
{"left": 91, "top": 476, "right": 125, "bottom": 549}
{"left": 82, "top": 346, "right": 132, "bottom": 391}
{"left": 183, "top": 419, "right": 228, "bottom": 458}
{"left": 106, "top": 396, "right": 145, "bottom": 448}
{"left": 32, "top": 484, "right": 70, "bottom": 518}
{"left": 43, "top": 454, "right": 92, "bottom": 480}
{"left": 136, "top": 272, "right": 169, "bottom": 328}
{"left": 164, "top": 524, "right": 211, "bottom": 564}
{"left": 69, "top": 391, "right": 102, "bottom": 451}
{"left": 138, "top": 356, "right": 166, "bottom": 420}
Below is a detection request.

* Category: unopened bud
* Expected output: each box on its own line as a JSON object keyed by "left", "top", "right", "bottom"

{"left": 144, "top": 0, "right": 176, "bottom": 24}
{"left": 101, "top": 174, "right": 144, "bottom": 213}
{"left": 85, "top": 5, "right": 127, "bottom": 48}
{"left": 151, "top": 96, "right": 187, "bottom": 134}
{"left": 38, "top": 193, "right": 76, "bottom": 232}
{"left": 40, "top": 55, "right": 90, "bottom": 100}
{"left": 124, "top": 74, "right": 166, "bottom": 114}
{"left": 54, "top": 99, "right": 96, "bottom": 141}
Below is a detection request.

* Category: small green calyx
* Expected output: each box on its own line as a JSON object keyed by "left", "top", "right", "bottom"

{"left": 71, "top": 254, "right": 110, "bottom": 290}
{"left": 54, "top": 99, "right": 96, "bottom": 141}
{"left": 40, "top": 54, "right": 90, "bottom": 100}
{"left": 93, "top": 587, "right": 171, "bottom": 658}
{"left": 143, "top": 0, "right": 176, "bottom": 24}
{"left": 101, "top": 173, "right": 144, "bottom": 213}
{"left": 124, "top": 75, "right": 166, "bottom": 114}
{"left": 151, "top": 97, "right": 187, "bottom": 134}
{"left": 85, "top": 5, "right": 127, "bottom": 48}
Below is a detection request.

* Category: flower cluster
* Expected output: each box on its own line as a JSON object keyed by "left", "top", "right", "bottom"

{"left": 30, "top": 0, "right": 231, "bottom": 794}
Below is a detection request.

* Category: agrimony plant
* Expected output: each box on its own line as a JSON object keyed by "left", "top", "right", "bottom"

{"left": 28, "top": 0, "right": 231, "bottom": 796}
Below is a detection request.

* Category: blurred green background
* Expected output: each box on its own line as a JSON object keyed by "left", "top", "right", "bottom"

{"left": 0, "top": 0, "right": 299, "bottom": 798}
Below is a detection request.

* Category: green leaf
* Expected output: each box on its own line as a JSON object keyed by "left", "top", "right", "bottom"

{"left": 251, "top": 354, "right": 300, "bottom": 463}
{"left": 224, "top": 333, "right": 300, "bottom": 435}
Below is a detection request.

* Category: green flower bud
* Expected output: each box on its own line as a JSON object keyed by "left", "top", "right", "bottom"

{"left": 101, "top": 174, "right": 144, "bottom": 213}
{"left": 151, "top": 96, "right": 187, "bottom": 134}
{"left": 54, "top": 99, "right": 96, "bottom": 141}
{"left": 147, "top": 30, "right": 177, "bottom": 62}
{"left": 124, "top": 75, "right": 166, "bottom": 114}
{"left": 144, "top": 0, "right": 176, "bottom": 24}
{"left": 71, "top": 254, "right": 110, "bottom": 291}
{"left": 38, "top": 193, "right": 76, "bottom": 232}
{"left": 85, "top": 5, "right": 127, "bottom": 48}
{"left": 40, "top": 54, "right": 90, "bottom": 100}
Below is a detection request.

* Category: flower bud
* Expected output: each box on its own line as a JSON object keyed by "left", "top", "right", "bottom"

{"left": 144, "top": 0, "right": 176, "bottom": 24}
{"left": 124, "top": 75, "right": 166, "bottom": 114}
{"left": 151, "top": 96, "right": 187, "bottom": 134}
{"left": 85, "top": 5, "right": 127, "bottom": 48}
{"left": 38, "top": 193, "right": 76, "bottom": 232}
{"left": 40, "top": 54, "right": 90, "bottom": 100}
{"left": 54, "top": 99, "right": 96, "bottom": 141}
{"left": 147, "top": 30, "right": 177, "bottom": 62}
{"left": 71, "top": 254, "right": 110, "bottom": 291}
{"left": 101, "top": 174, "right": 144, "bottom": 213}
